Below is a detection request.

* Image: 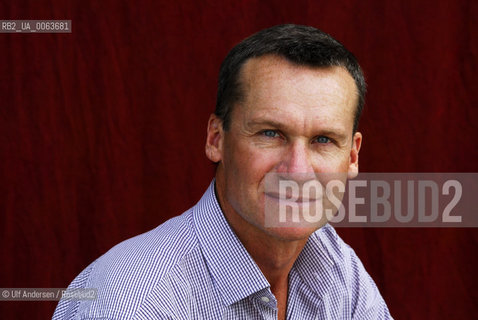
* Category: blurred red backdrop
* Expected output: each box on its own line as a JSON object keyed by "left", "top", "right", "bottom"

{"left": 0, "top": 0, "right": 477, "bottom": 319}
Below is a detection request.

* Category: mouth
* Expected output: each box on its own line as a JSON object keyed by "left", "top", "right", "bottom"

{"left": 264, "top": 192, "right": 321, "bottom": 203}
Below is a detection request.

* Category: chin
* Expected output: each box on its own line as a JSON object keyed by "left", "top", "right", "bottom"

{"left": 265, "top": 225, "right": 323, "bottom": 242}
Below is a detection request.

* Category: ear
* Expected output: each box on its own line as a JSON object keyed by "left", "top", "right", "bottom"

{"left": 347, "top": 132, "right": 362, "bottom": 179}
{"left": 205, "top": 114, "right": 224, "bottom": 163}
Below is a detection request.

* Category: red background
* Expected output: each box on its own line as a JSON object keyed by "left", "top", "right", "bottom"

{"left": 1, "top": 0, "right": 477, "bottom": 319}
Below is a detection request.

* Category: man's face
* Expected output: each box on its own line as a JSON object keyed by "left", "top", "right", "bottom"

{"left": 206, "top": 55, "right": 361, "bottom": 241}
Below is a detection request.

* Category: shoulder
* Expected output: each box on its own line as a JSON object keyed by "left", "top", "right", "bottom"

{"left": 95, "top": 209, "right": 196, "bottom": 278}
{"left": 54, "top": 209, "right": 199, "bottom": 319}
{"left": 93, "top": 209, "right": 196, "bottom": 285}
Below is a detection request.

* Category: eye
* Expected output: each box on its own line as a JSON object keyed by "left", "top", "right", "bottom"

{"left": 262, "top": 130, "right": 280, "bottom": 138}
{"left": 315, "top": 136, "right": 331, "bottom": 144}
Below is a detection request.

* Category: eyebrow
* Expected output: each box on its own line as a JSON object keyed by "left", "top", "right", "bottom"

{"left": 246, "top": 119, "right": 287, "bottom": 130}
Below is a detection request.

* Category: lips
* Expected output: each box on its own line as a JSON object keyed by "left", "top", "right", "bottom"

{"left": 264, "top": 192, "right": 321, "bottom": 203}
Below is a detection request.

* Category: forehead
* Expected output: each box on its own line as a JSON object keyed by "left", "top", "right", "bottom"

{"left": 233, "top": 55, "right": 358, "bottom": 132}
{"left": 239, "top": 55, "right": 357, "bottom": 100}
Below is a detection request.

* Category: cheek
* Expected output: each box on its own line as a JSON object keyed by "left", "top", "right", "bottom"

{"left": 228, "top": 141, "right": 278, "bottom": 176}
{"left": 313, "top": 150, "right": 351, "bottom": 172}
{"left": 248, "top": 151, "right": 282, "bottom": 179}
{"left": 233, "top": 152, "right": 273, "bottom": 182}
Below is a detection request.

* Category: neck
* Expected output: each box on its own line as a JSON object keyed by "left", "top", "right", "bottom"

{"left": 237, "top": 224, "right": 307, "bottom": 288}
{"left": 214, "top": 176, "right": 308, "bottom": 288}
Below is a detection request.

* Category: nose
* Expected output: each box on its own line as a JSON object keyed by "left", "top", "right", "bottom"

{"left": 277, "top": 140, "right": 315, "bottom": 179}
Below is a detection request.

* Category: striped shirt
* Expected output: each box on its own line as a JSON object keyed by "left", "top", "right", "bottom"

{"left": 53, "top": 181, "right": 392, "bottom": 319}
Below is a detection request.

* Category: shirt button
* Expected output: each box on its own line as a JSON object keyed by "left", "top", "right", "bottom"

{"left": 261, "top": 296, "right": 270, "bottom": 303}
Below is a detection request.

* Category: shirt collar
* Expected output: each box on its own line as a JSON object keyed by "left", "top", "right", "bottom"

{"left": 193, "top": 181, "right": 270, "bottom": 306}
{"left": 293, "top": 224, "right": 343, "bottom": 298}
{"left": 193, "top": 181, "right": 341, "bottom": 304}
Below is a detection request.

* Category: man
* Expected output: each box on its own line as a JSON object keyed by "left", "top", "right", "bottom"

{"left": 53, "top": 24, "right": 392, "bottom": 319}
